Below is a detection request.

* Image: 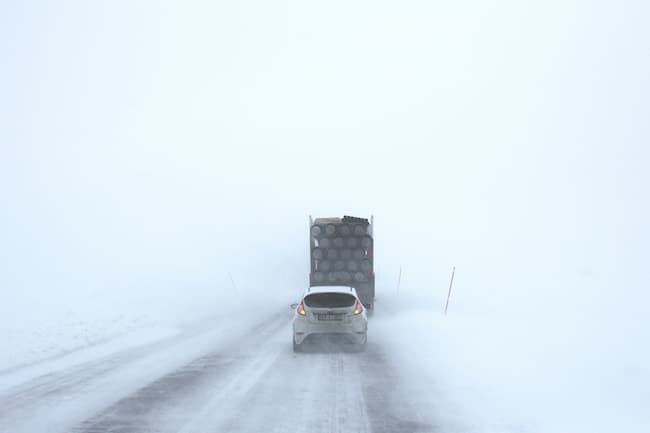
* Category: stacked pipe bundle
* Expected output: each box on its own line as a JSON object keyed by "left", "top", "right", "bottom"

{"left": 310, "top": 216, "right": 373, "bottom": 286}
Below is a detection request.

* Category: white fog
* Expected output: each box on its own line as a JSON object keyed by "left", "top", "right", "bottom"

{"left": 1, "top": 1, "right": 649, "bottom": 432}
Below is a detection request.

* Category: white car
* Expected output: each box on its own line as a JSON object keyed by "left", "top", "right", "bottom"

{"left": 292, "top": 286, "right": 368, "bottom": 352}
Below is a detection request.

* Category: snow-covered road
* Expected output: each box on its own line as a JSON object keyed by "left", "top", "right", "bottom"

{"left": 0, "top": 310, "right": 438, "bottom": 433}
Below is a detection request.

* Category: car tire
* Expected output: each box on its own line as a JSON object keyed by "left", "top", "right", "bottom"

{"left": 354, "top": 334, "right": 367, "bottom": 353}
{"left": 293, "top": 338, "right": 303, "bottom": 353}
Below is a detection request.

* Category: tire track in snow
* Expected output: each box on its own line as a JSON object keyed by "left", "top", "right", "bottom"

{"left": 78, "top": 332, "right": 437, "bottom": 433}
{"left": 2, "top": 310, "right": 445, "bottom": 433}
{"left": 0, "top": 312, "right": 286, "bottom": 433}
{"left": 359, "top": 344, "right": 439, "bottom": 433}
{"left": 73, "top": 314, "right": 290, "bottom": 433}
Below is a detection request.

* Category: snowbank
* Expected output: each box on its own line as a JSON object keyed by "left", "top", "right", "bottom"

{"left": 373, "top": 286, "right": 649, "bottom": 433}
{"left": 0, "top": 283, "right": 293, "bottom": 373}
{"left": 0, "top": 309, "right": 161, "bottom": 372}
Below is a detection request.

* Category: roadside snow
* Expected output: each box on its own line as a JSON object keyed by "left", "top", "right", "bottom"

{"left": 0, "top": 310, "right": 289, "bottom": 433}
{"left": 0, "top": 287, "right": 293, "bottom": 391}
{"left": 373, "top": 290, "right": 650, "bottom": 433}
{"left": 0, "top": 325, "right": 179, "bottom": 393}
{"left": 0, "top": 310, "right": 162, "bottom": 373}
{"left": 0, "top": 284, "right": 262, "bottom": 372}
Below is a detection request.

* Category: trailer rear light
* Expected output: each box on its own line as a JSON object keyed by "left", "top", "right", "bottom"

{"left": 353, "top": 301, "right": 363, "bottom": 315}
{"left": 297, "top": 302, "right": 307, "bottom": 316}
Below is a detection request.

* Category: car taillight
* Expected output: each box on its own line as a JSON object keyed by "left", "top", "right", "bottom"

{"left": 354, "top": 301, "right": 363, "bottom": 315}
{"left": 297, "top": 302, "right": 307, "bottom": 316}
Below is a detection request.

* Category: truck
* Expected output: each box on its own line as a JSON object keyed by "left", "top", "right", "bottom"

{"left": 308, "top": 215, "right": 375, "bottom": 311}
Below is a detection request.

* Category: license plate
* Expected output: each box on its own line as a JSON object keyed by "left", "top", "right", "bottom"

{"left": 317, "top": 313, "right": 344, "bottom": 321}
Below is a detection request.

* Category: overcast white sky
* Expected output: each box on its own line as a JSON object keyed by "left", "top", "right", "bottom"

{"left": 1, "top": 1, "right": 649, "bottom": 317}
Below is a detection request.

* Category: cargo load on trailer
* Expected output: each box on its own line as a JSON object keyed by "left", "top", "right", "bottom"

{"left": 309, "top": 215, "right": 375, "bottom": 311}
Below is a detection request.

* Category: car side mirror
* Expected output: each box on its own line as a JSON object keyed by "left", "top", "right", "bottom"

{"left": 289, "top": 303, "right": 298, "bottom": 309}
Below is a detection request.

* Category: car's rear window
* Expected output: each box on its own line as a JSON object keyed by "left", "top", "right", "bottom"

{"left": 304, "top": 292, "right": 356, "bottom": 308}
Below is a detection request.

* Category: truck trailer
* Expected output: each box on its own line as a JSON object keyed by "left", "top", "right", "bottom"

{"left": 309, "top": 215, "right": 375, "bottom": 311}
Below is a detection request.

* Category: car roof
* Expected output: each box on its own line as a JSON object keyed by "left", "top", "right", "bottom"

{"left": 305, "top": 285, "right": 357, "bottom": 295}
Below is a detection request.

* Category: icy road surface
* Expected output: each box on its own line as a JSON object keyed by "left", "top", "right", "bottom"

{"left": 0, "top": 311, "right": 439, "bottom": 433}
